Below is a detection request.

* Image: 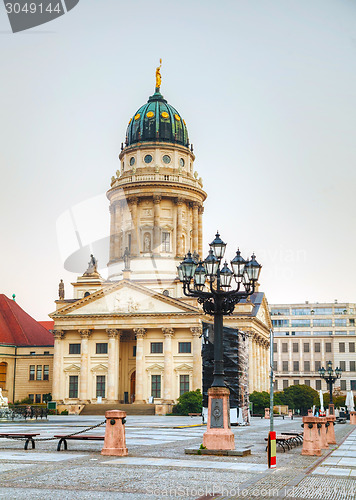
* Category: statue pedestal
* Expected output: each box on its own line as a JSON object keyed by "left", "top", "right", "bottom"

{"left": 101, "top": 410, "right": 128, "bottom": 456}
{"left": 318, "top": 416, "right": 328, "bottom": 450}
{"left": 202, "top": 387, "right": 235, "bottom": 451}
{"left": 301, "top": 416, "right": 322, "bottom": 456}
{"left": 350, "top": 411, "right": 356, "bottom": 425}
{"left": 326, "top": 415, "right": 336, "bottom": 444}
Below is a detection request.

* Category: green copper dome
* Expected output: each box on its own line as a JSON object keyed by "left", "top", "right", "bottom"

{"left": 125, "top": 88, "right": 189, "bottom": 148}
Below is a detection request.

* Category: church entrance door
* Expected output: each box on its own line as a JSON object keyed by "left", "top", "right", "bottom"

{"left": 130, "top": 371, "right": 136, "bottom": 403}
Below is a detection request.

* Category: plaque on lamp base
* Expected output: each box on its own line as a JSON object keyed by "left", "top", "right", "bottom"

{"left": 203, "top": 387, "right": 235, "bottom": 451}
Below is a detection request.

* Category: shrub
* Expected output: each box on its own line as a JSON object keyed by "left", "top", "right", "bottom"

{"left": 60, "top": 410, "right": 69, "bottom": 415}
{"left": 172, "top": 389, "right": 202, "bottom": 416}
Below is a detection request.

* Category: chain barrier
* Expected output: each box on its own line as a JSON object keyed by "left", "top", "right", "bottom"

{"left": 4, "top": 420, "right": 106, "bottom": 442}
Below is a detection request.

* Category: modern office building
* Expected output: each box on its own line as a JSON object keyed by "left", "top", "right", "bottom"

{"left": 270, "top": 301, "right": 356, "bottom": 393}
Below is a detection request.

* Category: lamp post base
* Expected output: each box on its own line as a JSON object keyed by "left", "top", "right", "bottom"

{"left": 203, "top": 387, "right": 235, "bottom": 451}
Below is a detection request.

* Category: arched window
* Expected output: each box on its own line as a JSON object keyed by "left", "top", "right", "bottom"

{"left": 0, "top": 362, "right": 7, "bottom": 390}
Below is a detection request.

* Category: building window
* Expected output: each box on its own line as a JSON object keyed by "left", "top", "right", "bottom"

{"left": 293, "top": 380, "right": 299, "bottom": 385}
{"left": 44, "top": 351, "right": 49, "bottom": 355}
{"left": 304, "top": 361, "right": 310, "bottom": 372}
{"left": 339, "top": 342, "right": 345, "bottom": 353}
{"left": 29, "top": 365, "right": 35, "bottom": 381}
{"left": 43, "top": 365, "right": 49, "bottom": 381}
{"left": 272, "top": 319, "right": 290, "bottom": 327}
{"left": 69, "top": 344, "right": 81, "bottom": 355}
{"left": 283, "top": 380, "right": 289, "bottom": 389}
{"left": 335, "top": 318, "right": 347, "bottom": 327}
{"left": 350, "top": 319, "right": 355, "bottom": 326}
{"left": 293, "top": 361, "right": 299, "bottom": 372}
{"left": 325, "top": 343, "right": 332, "bottom": 353}
{"left": 162, "top": 232, "right": 170, "bottom": 252}
{"left": 151, "top": 375, "right": 161, "bottom": 398}
{"left": 282, "top": 343, "right": 288, "bottom": 353}
{"left": 180, "top": 375, "right": 189, "bottom": 395}
{"left": 291, "top": 308, "right": 310, "bottom": 315}
{"left": 271, "top": 308, "right": 290, "bottom": 315}
{"left": 96, "top": 376, "right": 106, "bottom": 398}
{"left": 340, "top": 380, "right": 347, "bottom": 391}
{"left": 293, "top": 343, "right": 299, "bottom": 353}
{"left": 69, "top": 376, "right": 78, "bottom": 398}
{"left": 313, "top": 319, "right": 332, "bottom": 327}
{"left": 350, "top": 361, "right": 355, "bottom": 372}
{"left": 178, "top": 342, "right": 191, "bottom": 353}
{"left": 340, "top": 361, "right": 346, "bottom": 371}
{"left": 151, "top": 342, "right": 163, "bottom": 354}
{"left": 274, "top": 380, "right": 278, "bottom": 391}
{"left": 273, "top": 343, "right": 277, "bottom": 353}
{"left": 349, "top": 342, "right": 355, "bottom": 353}
{"left": 35, "top": 394, "right": 41, "bottom": 404}
{"left": 282, "top": 361, "right": 288, "bottom": 372}
{"left": 315, "top": 361, "right": 321, "bottom": 371}
{"left": 316, "top": 380, "right": 321, "bottom": 390}
{"left": 28, "top": 394, "right": 34, "bottom": 403}
{"left": 351, "top": 380, "right": 356, "bottom": 390}
{"left": 314, "top": 308, "right": 332, "bottom": 315}
{"left": 96, "top": 343, "right": 108, "bottom": 354}
{"left": 303, "top": 343, "right": 310, "bottom": 353}
{"left": 36, "top": 366, "right": 42, "bottom": 381}
{"left": 291, "top": 319, "right": 310, "bottom": 327}
{"left": 305, "top": 380, "right": 310, "bottom": 386}
{"left": 315, "top": 343, "right": 320, "bottom": 353}
{"left": 133, "top": 346, "right": 136, "bottom": 357}
{"left": 273, "top": 361, "right": 277, "bottom": 371}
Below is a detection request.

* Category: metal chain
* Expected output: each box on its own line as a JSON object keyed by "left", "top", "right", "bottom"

{"left": 4, "top": 420, "right": 106, "bottom": 442}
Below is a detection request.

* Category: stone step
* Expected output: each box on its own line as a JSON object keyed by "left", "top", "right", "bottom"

{"left": 80, "top": 403, "right": 156, "bottom": 416}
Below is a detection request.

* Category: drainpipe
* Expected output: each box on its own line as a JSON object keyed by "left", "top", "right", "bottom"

{"left": 13, "top": 347, "right": 17, "bottom": 403}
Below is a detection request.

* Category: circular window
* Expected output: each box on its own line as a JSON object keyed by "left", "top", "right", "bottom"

{"left": 161, "top": 111, "right": 169, "bottom": 119}
{"left": 174, "top": 114, "right": 181, "bottom": 121}
{"left": 163, "top": 155, "right": 171, "bottom": 164}
{"left": 130, "top": 157, "right": 135, "bottom": 166}
{"left": 163, "top": 289, "right": 170, "bottom": 297}
{"left": 134, "top": 113, "right": 140, "bottom": 121}
{"left": 144, "top": 154, "right": 153, "bottom": 164}
{"left": 146, "top": 111, "right": 154, "bottom": 118}
{"left": 179, "top": 158, "right": 185, "bottom": 167}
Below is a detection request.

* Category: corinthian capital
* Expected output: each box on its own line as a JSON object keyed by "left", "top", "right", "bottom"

{"left": 106, "top": 329, "right": 121, "bottom": 339}
{"left": 79, "top": 329, "right": 91, "bottom": 339}
{"left": 153, "top": 195, "right": 162, "bottom": 204}
{"left": 52, "top": 330, "right": 65, "bottom": 340}
{"left": 190, "top": 326, "right": 202, "bottom": 337}
{"left": 162, "top": 328, "right": 174, "bottom": 337}
{"left": 134, "top": 328, "right": 146, "bottom": 339}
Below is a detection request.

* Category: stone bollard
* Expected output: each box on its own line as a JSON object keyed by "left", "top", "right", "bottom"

{"left": 318, "top": 417, "right": 328, "bottom": 450}
{"left": 350, "top": 411, "right": 356, "bottom": 425}
{"left": 288, "top": 409, "right": 293, "bottom": 419}
{"left": 326, "top": 415, "right": 336, "bottom": 444}
{"left": 264, "top": 408, "right": 270, "bottom": 419}
{"left": 308, "top": 409, "right": 313, "bottom": 416}
{"left": 101, "top": 410, "right": 128, "bottom": 456}
{"left": 301, "top": 416, "right": 322, "bottom": 456}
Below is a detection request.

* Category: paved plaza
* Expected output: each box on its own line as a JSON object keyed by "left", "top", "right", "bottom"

{"left": 0, "top": 415, "right": 355, "bottom": 499}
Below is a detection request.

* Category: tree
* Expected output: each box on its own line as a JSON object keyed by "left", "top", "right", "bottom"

{"left": 281, "top": 384, "right": 318, "bottom": 414}
{"left": 250, "top": 391, "right": 270, "bottom": 415}
{"left": 173, "top": 389, "right": 203, "bottom": 415}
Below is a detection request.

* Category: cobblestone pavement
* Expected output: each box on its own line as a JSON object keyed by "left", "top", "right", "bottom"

{"left": 0, "top": 415, "right": 354, "bottom": 499}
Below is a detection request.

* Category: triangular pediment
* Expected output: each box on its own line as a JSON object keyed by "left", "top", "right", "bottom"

{"left": 256, "top": 296, "right": 272, "bottom": 329}
{"left": 146, "top": 363, "right": 164, "bottom": 371}
{"left": 63, "top": 364, "right": 80, "bottom": 372}
{"left": 51, "top": 280, "right": 199, "bottom": 317}
{"left": 174, "top": 363, "right": 193, "bottom": 371}
{"left": 91, "top": 364, "right": 108, "bottom": 372}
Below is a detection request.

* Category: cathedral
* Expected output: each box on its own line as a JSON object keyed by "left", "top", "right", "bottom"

{"left": 50, "top": 66, "right": 271, "bottom": 414}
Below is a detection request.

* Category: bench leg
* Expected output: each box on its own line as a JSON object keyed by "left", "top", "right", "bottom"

{"left": 57, "top": 438, "right": 67, "bottom": 451}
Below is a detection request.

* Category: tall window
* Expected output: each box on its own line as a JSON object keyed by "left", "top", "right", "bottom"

{"left": 282, "top": 343, "right": 288, "bottom": 353}
{"left": 162, "top": 232, "right": 170, "bottom": 252}
{"left": 0, "top": 362, "right": 6, "bottom": 390}
{"left": 96, "top": 343, "right": 108, "bottom": 354}
{"left": 340, "top": 361, "right": 346, "bottom": 371}
{"left": 282, "top": 361, "right": 288, "bottom": 372}
{"left": 316, "top": 380, "right": 321, "bottom": 390}
{"left": 151, "top": 375, "right": 161, "bottom": 398}
{"left": 305, "top": 380, "right": 310, "bottom": 386}
{"left": 180, "top": 375, "right": 189, "bottom": 395}
{"left": 293, "top": 361, "right": 299, "bottom": 372}
{"left": 273, "top": 361, "right": 277, "bottom": 371}
{"left": 314, "top": 343, "right": 320, "bottom": 353}
{"left": 349, "top": 342, "right": 355, "bottom": 353}
{"left": 303, "top": 343, "right": 310, "bottom": 353}
{"left": 350, "top": 361, "right": 355, "bottom": 372}
{"left": 69, "top": 376, "right": 78, "bottom": 398}
{"left": 293, "top": 380, "right": 299, "bottom": 385}
{"left": 178, "top": 342, "right": 191, "bottom": 353}
{"left": 315, "top": 360, "right": 321, "bottom": 371}
{"left": 283, "top": 380, "right": 288, "bottom": 389}
{"left": 326, "top": 343, "right": 332, "bottom": 353}
{"left": 29, "top": 365, "right": 35, "bottom": 381}
{"left": 339, "top": 343, "right": 345, "bottom": 353}
{"left": 35, "top": 394, "right": 41, "bottom": 403}
{"left": 272, "top": 319, "right": 289, "bottom": 327}
{"left": 96, "top": 376, "right": 106, "bottom": 398}
{"left": 36, "top": 365, "right": 42, "bottom": 381}
{"left": 273, "top": 343, "right": 277, "bottom": 353}
{"left": 69, "top": 344, "right": 81, "bottom": 354}
{"left": 43, "top": 365, "right": 49, "bottom": 381}
{"left": 340, "top": 380, "right": 346, "bottom": 391}
{"left": 351, "top": 380, "right": 356, "bottom": 390}
{"left": 293, "top": 343, "right": 299, "bottom": 353}
{"left": 28, "top": 394, "right": 34, "bottom": 403}
{"left": 304, "top": 361, "right": 310, "bottom": 372}
{"left": 151, "top": 342, "right": 163, "bottom": 353}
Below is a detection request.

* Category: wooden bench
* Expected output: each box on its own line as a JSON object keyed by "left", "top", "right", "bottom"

{"left": 0, "top": 433, "right": 39, "bottom": 450}
{"left": 188, "top": 413, "right": 201, "bottom": 417}
{"left": 54, "top": 434, "right": 104, "bottom": 451}
{"left": 280, "top": 431, "right": 303, "bottom": 445}
{"left": 264, "top": 435, "right": 295, "bottom": 452}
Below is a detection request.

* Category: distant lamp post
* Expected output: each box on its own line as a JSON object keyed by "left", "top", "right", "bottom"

{"left": 177, "top": 232, "right": 262, "bottom": 449}
{"left": 318, "top": 360, "right": 342, "bottom": 405}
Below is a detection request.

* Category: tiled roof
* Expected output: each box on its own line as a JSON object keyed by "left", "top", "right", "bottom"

{"left": 0, "top": 295, "right": 54, "bottom": 347}
{"left": 38, "top": 321, "right": 54, "bottom": 331}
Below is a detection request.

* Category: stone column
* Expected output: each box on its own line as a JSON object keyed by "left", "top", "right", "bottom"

{"left": 198, "top": 206, "right": 204, "bottom": 258}
{"left": 133, "top": 328, "right": 146, "bottom": 403}
{"left": 79, "top": 329, "right": 91, "bottom": 403}
{"left": 128, "top": 197, "right": 139, "bottom": 256}
{"left": 259, "top": 340, "right": 264, "bottom": 392}
{"left": 176, "top": 198, "right": 184, "bottom": 257}
{"left": 107, "top": 329, "right": 120, "bottom": 402}
{"left": 114, "top": 202, "right": 122, "bottom": 260}
{"left": 191, "top": 202, "right": 199, "bottom": 254}
{"left": 191, "top": 327, "right": 202, "bottom": 390}
{"left": 163, "top": 328, "right": 174, "bottom": 402}
{"left": 153, "top": 195, "right": 161, "bottom": 255}
{"left": 52, "top": 330, "right": 64, "bottom": 401}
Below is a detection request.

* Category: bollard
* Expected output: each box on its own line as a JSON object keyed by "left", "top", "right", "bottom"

{"left": 326, "top": 415, "right": 336, "bottom": 444}
{"left": 301, "top": 416, "right": 322, "bottom": 456}
{"left": 101, "top": 410, "right": 128, "bottom": 456}
{"left": 288, "top": 409, "right": 293, "bottom": 419}
{"left": 264, "top": 408, "right": 270, "bottom": 419}
{"left": 307, "top": 409, "right": 313, "bottom": 416}
{"left": 350, "top": 411, "right": 356, "bottom": 425}
{"left": 318, "top": 417, "right": 328, "bottom": 450}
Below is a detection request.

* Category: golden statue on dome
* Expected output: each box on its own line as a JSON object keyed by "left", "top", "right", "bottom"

{"left": 156, "top": 58, "right": 162, "bottom": 89}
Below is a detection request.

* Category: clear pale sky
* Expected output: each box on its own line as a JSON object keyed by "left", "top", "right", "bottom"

{"left": 0, "top": 0, "right": 355, "bottom": 319}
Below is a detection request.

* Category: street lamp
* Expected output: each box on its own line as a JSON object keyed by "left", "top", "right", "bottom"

{"left": 318, "top": 360, "right": 342, "bottom": 405}
{"left": 178, "top": 233, "right": 261, "bottom": 388}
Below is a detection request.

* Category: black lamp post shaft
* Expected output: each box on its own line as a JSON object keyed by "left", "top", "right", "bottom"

{"left": 212, "top": 296, "right": 225, "bottom": 387}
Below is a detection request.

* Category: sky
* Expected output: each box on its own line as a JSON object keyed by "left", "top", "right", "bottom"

{"left": 0, "top": 0, "right": 355, "bottom": 319}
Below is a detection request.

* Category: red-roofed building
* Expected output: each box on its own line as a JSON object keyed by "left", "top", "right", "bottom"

{"left": 0, "top": 295, "right": 54, "bottom": 403}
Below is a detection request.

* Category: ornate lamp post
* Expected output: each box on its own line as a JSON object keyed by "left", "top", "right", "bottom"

{"left": 177, "top": 232, "right": 261, "bottom": 450}
{"left": 318, "top": 360, "right": 342, "bottom": 405}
